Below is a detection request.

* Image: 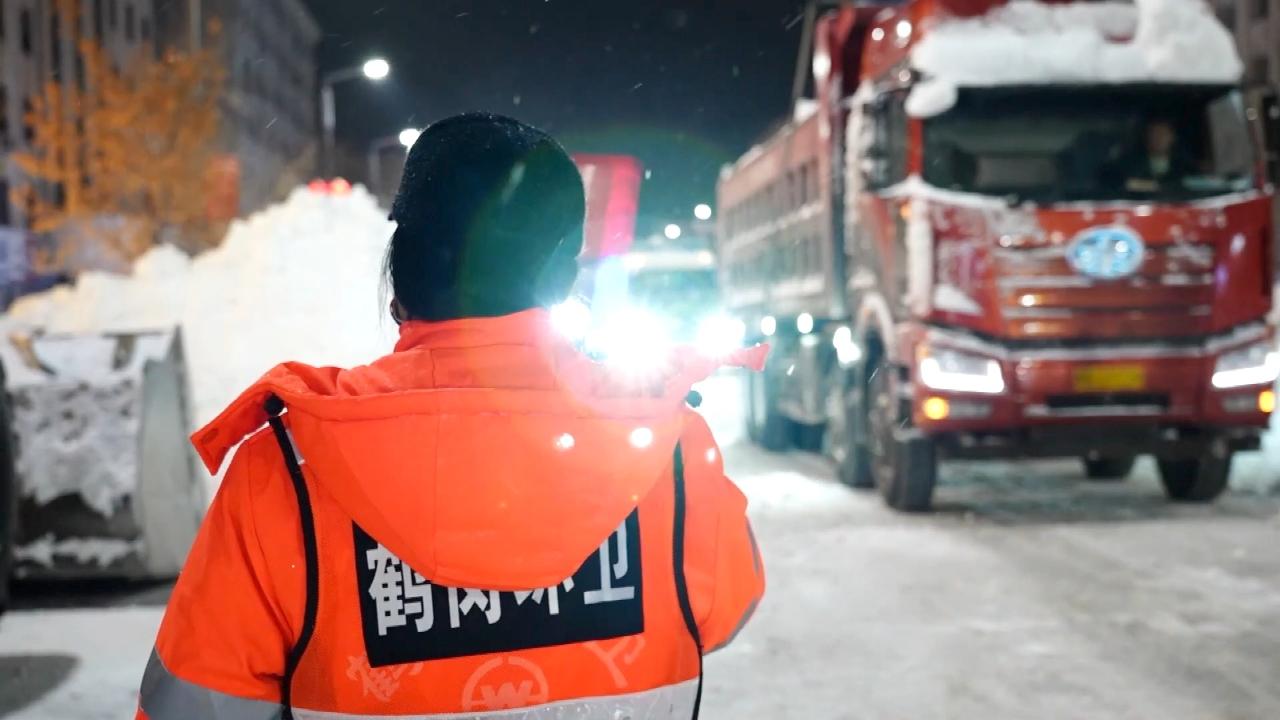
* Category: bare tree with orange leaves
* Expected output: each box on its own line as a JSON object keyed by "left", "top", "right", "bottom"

{"left": 11, "top": 2, "right": 225, "bottom": 273}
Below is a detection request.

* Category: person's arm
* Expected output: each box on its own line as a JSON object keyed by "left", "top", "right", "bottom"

{"left": 137, "top": 433, "right": 303, "bottom": 719}
{"left": 679, "top": 411, "right": 765, "bottom": 653}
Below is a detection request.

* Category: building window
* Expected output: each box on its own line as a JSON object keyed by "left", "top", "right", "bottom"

{"left": 1251, "top": 56, "right": 1270, "bottom": 86}
{"left": 141, "top": 17, "right": 150, "bottom": 41}
{"left": 109, "top": 0, "right": 118, "bottom": 30}
{"left": 50, "top": 13, "right": 62, "bottom": 81}
{"left": 22, "top": 97, "right": 33, "bottom": 142}
{"left": 20, "top": 9, "right": 32, "bottom": 55}
{"left": 125, "top": 3, "right": 135, "bottom": 41}
{"left": 0, "top": 84, "right": 8, "bottom": 150}
{"left": 0, "top": 180, "right": 10, "bottom": 227}
{"left": 94, "top": 0, "right": 105, "bottom": 39}
{"left": 1255, "top": 0, "right": 1269, "bottom": 19}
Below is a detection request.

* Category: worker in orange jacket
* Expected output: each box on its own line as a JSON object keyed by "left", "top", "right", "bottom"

{"left": 137, "top": 113, "right": 765, "bottom": 719}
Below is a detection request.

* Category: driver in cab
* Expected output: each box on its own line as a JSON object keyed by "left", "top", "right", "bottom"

{"left": 1110, "top": 117, "right": 1198, "bottom": 194}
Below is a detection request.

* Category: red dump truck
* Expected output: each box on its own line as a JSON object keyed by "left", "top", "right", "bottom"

{"left": 717, "top": 0, "right": 1276, "bottom": 510}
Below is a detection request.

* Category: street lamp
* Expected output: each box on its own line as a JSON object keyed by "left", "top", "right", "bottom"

{"left": 398, "top": 128, "right": 422, "bottom": 149}
{"left": 664, "top": 223, "right": 683, "bottom": 240}
{"left": 694, "top": 203, "right": 713, "bottom": 221}
{"left": 362, "top": 58, "right": 391, "bottom": 80}
{"left": 320, "top": 56, "right": 391, "bottom": 177}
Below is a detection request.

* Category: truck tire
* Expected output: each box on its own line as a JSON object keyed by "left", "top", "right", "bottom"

{"left": 1082, "top": 455, "right": 1136, "bottom": 481}
{"left": 826, "top": 367, "right": 873, "bottom": 488}
{"left": 746, "top": 365, "right": 790, "bottom": 452}
{"left": 1157, "top": 453, "right": 1232, "bottom": 503}
{"left": 791, "top": 421, "right": 824, "bottom": 453}
{"left": 868, "top": 359, "right": 937, "bottom": 512}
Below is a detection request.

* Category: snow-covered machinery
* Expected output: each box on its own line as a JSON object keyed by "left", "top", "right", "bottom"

{"left": 0, "top": 328, "right": 204, "bottom": 595}
{"left": 719, "top": 0, "right": 1275, "bottom": 511}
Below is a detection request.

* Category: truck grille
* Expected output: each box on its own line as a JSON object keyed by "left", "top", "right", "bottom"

{"left": 994, "top": 241, "right": 1217, "bottom": 341}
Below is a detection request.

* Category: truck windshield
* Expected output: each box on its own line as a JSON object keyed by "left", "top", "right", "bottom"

{"left": 628, "top": 268, "right": 719, "bottom": 317}
{"left": 923, "top": 85, "right": 1256, "bottom": 203}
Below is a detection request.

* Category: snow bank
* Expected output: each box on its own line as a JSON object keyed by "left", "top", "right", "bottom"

{"left": 11, "top": 376, "right": 143, "bottom": 516}
{"left": 909, "top": 0, "right": 1243, "bottom": 117}
{"left": 5, "top": 185, "right": 398, "bottom": 433}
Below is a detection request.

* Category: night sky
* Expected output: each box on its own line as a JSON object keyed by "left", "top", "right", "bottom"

{"left": 300, "top": 1, "right": 808, "bottom": 234}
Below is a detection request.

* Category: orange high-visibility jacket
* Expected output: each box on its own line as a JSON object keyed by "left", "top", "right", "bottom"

{"left": 138, "top": 310, "right": 765, "bottom": 719}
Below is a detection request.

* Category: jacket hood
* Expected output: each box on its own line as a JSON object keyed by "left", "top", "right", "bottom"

{"left": 192, "top": 310, "right": 766, "bottom": 591}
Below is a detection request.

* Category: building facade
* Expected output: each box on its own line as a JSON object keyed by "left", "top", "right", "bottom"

{"left": 1, "top": 0, "right": 158, "bottom": 232}
{"left": 155, "top": 0, "right": 321, "bottom": 215}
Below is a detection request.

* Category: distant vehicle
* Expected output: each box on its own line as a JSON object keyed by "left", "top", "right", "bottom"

{"left": 559, "top": 242, "right": 745, "bottom": 367}
{"left": 717, "top": 0, "right": 1275, "bottom": 511}
{"left": 557, "top": 155, "right": 745, "bottom": 367}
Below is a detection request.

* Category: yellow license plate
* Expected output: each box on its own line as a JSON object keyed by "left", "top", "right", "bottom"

{"left": 1072, "top": 365, "right": 1147, "bottom": 393}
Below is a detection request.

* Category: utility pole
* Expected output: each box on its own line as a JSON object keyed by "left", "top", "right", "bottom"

{"left": 189, "top": 0, "right": 203, "bottom": 51}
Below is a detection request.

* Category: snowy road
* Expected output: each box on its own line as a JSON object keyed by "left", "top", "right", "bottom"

{"left": 2, "top": 374, "right": 1279, "bottom": 719}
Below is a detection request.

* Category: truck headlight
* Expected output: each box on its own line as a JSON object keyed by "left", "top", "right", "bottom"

{"left": 1212, "top": 341, "right": 1280, "bottom": 389}
{"left": 917, "top": 345, "right": 1005, "bottom": 395}
{"left": 833, "top": 326, "right": 862, "bottom": 366}
{"left": 550, "top": 298, "right": 592, "bottom": 343}
{"left": 589, "top": 305, "right": 672, "bottom": 371}
{"left": 696, "top": 315, "right": 746, "bottom": 357}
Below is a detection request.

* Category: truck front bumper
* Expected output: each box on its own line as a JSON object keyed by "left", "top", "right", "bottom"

{"left": 907, "top": 324, "right": 1275, "bottom": 460}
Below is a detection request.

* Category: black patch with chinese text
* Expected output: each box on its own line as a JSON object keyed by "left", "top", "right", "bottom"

{"left": 354, "top": 511, "right": 644, "bottom": 667}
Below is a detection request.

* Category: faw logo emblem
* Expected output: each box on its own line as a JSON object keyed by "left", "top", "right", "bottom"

{"left": 353, "top": 511, "right": 644, "bottom": 667}
{"left": 1067, "top": 226, "right": 1146, "bottom": 280}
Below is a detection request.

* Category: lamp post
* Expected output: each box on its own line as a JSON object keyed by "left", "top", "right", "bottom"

{"left": 320, "top": 58, "right": 391, "bottom": 177}
{"left": 367, "top": 128, "right": 420, "bottom": 205}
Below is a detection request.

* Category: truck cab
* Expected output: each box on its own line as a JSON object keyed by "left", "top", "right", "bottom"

{"left": 718, "top": 0, "right": 1276, "bottom": 511}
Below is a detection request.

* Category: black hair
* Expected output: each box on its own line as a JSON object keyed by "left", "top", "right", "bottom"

{"left": 386, "top": 112, "right": 585, "bottom": 321}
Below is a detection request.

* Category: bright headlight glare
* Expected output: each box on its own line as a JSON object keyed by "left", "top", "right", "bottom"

{"left": 696, "top": 315, "right": 746, "bottom": 356}
{"left": 1212, "top": 343, "right": 1280, "bottom": 389}
{"left": 918, "top": 346, "right": 1005, "bottom": 395}
{"left": 550, "top": 298, "right": 592, "bottom": 342}
{"left": 591, "top": 306, "right": 672, "bottom": 371}
{"left": 832, "top": 326, "right": 862, "bottom": 366}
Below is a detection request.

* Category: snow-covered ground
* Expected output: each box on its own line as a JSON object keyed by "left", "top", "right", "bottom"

{"left": 1, "top": 372, "right": 1278, "bottom": 719}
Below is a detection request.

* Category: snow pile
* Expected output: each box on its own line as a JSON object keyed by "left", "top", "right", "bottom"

{"left": 5, "top": 185, "right": 398, "bottom": 430}
{"left": 908, "top": 0, "right": 1243, "bottom": 117}
{"left": 10, "top": 376, "right": 143, "bottom": 516}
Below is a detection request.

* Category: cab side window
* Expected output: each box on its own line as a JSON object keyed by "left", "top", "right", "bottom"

{"left": 863, "top": 91, "right": 909, "bottom": 189}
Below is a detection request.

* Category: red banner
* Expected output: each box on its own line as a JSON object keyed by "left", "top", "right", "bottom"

{"left": 572, "top": 154, "right": 643, "bottom": 259}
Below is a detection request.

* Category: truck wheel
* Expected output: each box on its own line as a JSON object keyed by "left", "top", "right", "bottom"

{"left": 868, "top": 360, "right": 937, "bottom": 512}
{"left": 746, "top": 366, "right": 790, "bottom": 452}
{"left": 1082, "top": 455, "right": 1136, "bottom": 481}
{"left": 825, "top": 367, "right": 873, "bottom": 488}
{"left": 1157, "top": 453, "right": 1232, "bottom": 503}
{"left": 791, "top": 421, "right": 824, "bottom": 453}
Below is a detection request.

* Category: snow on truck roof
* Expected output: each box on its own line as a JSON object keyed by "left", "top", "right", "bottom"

{"left": 907, "top": 0, "right": 1243, "bottom": 117}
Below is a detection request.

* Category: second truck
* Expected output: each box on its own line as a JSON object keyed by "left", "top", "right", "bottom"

{"left": 717, "top": 0, "right": 1277, "bottom": 511}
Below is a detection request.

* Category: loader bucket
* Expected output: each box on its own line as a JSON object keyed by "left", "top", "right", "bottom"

{"left": 0, "top": 328, "right": 205, "bottom": 580}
